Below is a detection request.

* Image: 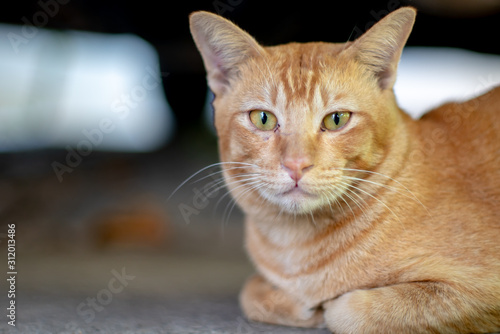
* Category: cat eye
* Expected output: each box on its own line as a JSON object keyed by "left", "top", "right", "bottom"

{"left": 322, "top": 112, "right": 351, "bottom": 131}
{"left": 249, "top": 110, "right": 278, "bottom": 131}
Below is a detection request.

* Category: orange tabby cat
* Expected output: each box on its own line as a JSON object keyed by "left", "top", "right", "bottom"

{"left": 189, "top": 7, "right": 500, "bottom": 333}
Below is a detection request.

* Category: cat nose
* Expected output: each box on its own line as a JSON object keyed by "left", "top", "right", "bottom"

{"left": 282, "top": 157, "right": 313, "bottom": 183}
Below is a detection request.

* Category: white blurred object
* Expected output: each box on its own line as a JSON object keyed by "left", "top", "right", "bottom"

{"left": 395, "top": 47, "right": 500, "bottom": 118}
{"left": 0, "top": 24, "right": 175, "bottom": 152}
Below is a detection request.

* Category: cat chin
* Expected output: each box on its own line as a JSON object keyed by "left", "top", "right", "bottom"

{"left": 279, "top": 200, "right": 325, "bottom": 215}
{"left": 260, "top": 188, "right": 326, "bottom": 215}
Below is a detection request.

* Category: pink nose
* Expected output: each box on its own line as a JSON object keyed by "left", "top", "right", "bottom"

{"left": 282, "top": 157, "right": 313, "bottom": 183}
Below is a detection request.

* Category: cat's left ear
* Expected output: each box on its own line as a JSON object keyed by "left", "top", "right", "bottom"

{"left": 190, "top": 11, "right": 266, "bottom": 96}
{"left": 347, "top": 7, "right": 416, "bottom": 90}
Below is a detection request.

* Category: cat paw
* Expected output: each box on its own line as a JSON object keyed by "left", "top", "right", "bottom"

{"left": 323, "top": 291, "right": 363, "bottom": 334}
{"left": 240, "top": 274, "right": 325, "bottom": 328}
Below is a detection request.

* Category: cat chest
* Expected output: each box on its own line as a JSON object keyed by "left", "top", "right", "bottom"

{"left": 246, "top": 231, "right": 385, "bottom": 306}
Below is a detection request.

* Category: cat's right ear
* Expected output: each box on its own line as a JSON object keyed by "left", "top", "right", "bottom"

{"left": 189, "top": 11, "right": 265, "bottom": 96}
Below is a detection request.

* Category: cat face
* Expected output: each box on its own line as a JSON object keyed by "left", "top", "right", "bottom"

{"left": 190, "top": 9, "right": 415, "bottom": 215}
{"left": 212, "top": 44, "right": 400, "bottom": 214}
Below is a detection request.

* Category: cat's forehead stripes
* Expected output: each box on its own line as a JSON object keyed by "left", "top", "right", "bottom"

{"left": 237, "top": 42, "right": 358, "bottom": 127}
{"left": 273, "top": 44, "right": 323, "bottom": 107}
{"left": 254, "top": 43, "right": 346, "bottom": 113}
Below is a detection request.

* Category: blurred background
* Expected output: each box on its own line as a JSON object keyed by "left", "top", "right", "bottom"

{"left": 1, "top": 1, "right": 500, "bottom": 333}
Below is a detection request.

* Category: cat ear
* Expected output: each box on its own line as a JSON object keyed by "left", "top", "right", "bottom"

{"left": 189, "top": 11, "right": 266, "bottom": 95}
{"left": 347, "top": 7, "right": 416, "bottom": 90}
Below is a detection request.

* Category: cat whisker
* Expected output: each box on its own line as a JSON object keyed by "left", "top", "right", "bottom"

{"left": 330, "top": 194, "right": 346, "bottom": 220}
{"left": 341, "top": 175, "right": 421, "bottom": 209}
{"left": 214, "top": 176, "right": 264, "bottom": 206}
{"left": 216, "top": 178, "right": 265, "bottom": 217}
{"left": 274, "top": 205, "right": 286, "bottom": 222}
{"left": 224, "top": 183, "right": 263, "bottom": 225}
{"left": 203, "top": 176, "right": 258, "bottom": 226}
{"left": 308, "top": 211, "right": 318, "bottom": 228}
{"left": 200, "top": 177, "right": 227, "bottom": 198}
{"left": 326, "top": 196, "right": 336, "bottom": 217}
{"left": 222, "top": 180, "right": 269, "bottom": 226}
{"left": 199, "top": 171, "right": 263, "bottom": 199}
{"left": 168, "top": 161, "right": 260, "bottom": 200}
{"left": 333, "top": 167, "right": 431, "bottom": 217}
{"left": 327, "top": 185, "right": 358, "bottom": 221}
{"left": 223, "top": 174, "right": 265, "bottom": 189}
{"left": 193, "top": 165, "right": 260, "bottom": 185}
{"left": 203, "top": 176, "right": 237, "bottom": 199}
{"left": 338, "top": 180, "right": 406, "bottom": 231}
{"left": 318, "top": 183, "right": 345, "bottom": 217}
{"left": 336, "top": 182, "right": 372, "bottom": 222}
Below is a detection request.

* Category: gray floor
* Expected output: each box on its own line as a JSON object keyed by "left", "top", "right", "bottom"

{"left": 7, "top": 294, "right": 328, "bottom": 334}
{"left": 2, "top": 253, "right": 328, "bottom": 334}
{"left": 0, "top": 142, "right": 329, "bottom": 334}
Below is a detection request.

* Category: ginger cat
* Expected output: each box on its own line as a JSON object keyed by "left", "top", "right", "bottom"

{"left": 189, "top": 7, "right": 500, "bottom": 333}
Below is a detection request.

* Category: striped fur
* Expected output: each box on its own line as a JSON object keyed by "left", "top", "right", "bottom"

{"left": 190, "top": 7, "right": 500, "bottom": 333}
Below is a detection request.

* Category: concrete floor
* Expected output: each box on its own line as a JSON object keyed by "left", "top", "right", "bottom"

{"left": 0, "top": 137, "right": 329, "bottom": 333}
{"left": 2, "top": 253, "right": 328, "bottom": 334}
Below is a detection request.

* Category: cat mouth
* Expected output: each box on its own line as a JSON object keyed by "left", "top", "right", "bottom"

{"left": 258, "top": 182, "right": 322, "bottom": 214}
{"left": 271, "top": 185, "right": 323, "bottom": 214}
{"left": 281, "top": 186, "right": 315, "bottom": 198}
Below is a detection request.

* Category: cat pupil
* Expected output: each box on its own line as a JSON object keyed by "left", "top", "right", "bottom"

{"left": 334, "top": 113, "right": 340, "bottom": 125}
{"left": 261, "top": 112, "right": 268, "bottom": 124}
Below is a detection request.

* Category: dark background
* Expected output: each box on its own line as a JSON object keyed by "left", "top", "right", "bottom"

{"left": 2, "top": 0, "right": 500, "bottom": 140}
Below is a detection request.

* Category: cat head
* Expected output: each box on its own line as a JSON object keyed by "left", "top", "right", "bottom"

{"left": 190, "top": 8, "right": 416, "bottom": 216}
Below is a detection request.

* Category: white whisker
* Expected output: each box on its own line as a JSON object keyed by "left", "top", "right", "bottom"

{"left": 337, "top": 182, "right": 371, "bottom": 222}
{"left": 193, "top": 166, "right": 257, "bottom": 185}
{"left": 216, "top": 178, "right": 264, "bottom": 215}
{"left": 309, "top": 211, "right": 318, "bottom": 228}
{"left": 334, "top": 167, "right": 430, "bottom": 216}
{"left": 222, "top": 180, "right": 268, "bottom": 226}
{"left": 338, "top": 180, "right": 405, "bottom": 231}
{"left": 202, "top": 172, "right": 262, "bottom": 198}
{"left": 168, "top": 161, "right": 260, "bottom": 200}
{"left": 328, "top": 185, "right": 357, "bottom": 220}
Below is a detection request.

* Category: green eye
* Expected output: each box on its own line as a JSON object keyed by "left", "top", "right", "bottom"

{"left": 322, "top": 112, "right": 351, "bottom": 131}
{"left": 249, "top": 110, "right": 278, "bottom": 131}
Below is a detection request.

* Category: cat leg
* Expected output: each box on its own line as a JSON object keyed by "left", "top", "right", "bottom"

{"left": 239, "top": 274, "right": 324, "bottom": 328}
{"left": 323, "top": 282, "right": 500, "bottom": 334}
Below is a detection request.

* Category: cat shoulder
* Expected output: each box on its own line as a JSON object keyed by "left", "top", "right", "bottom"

{"left": 419, "top": 84, "right": 500, "bottom": 124}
